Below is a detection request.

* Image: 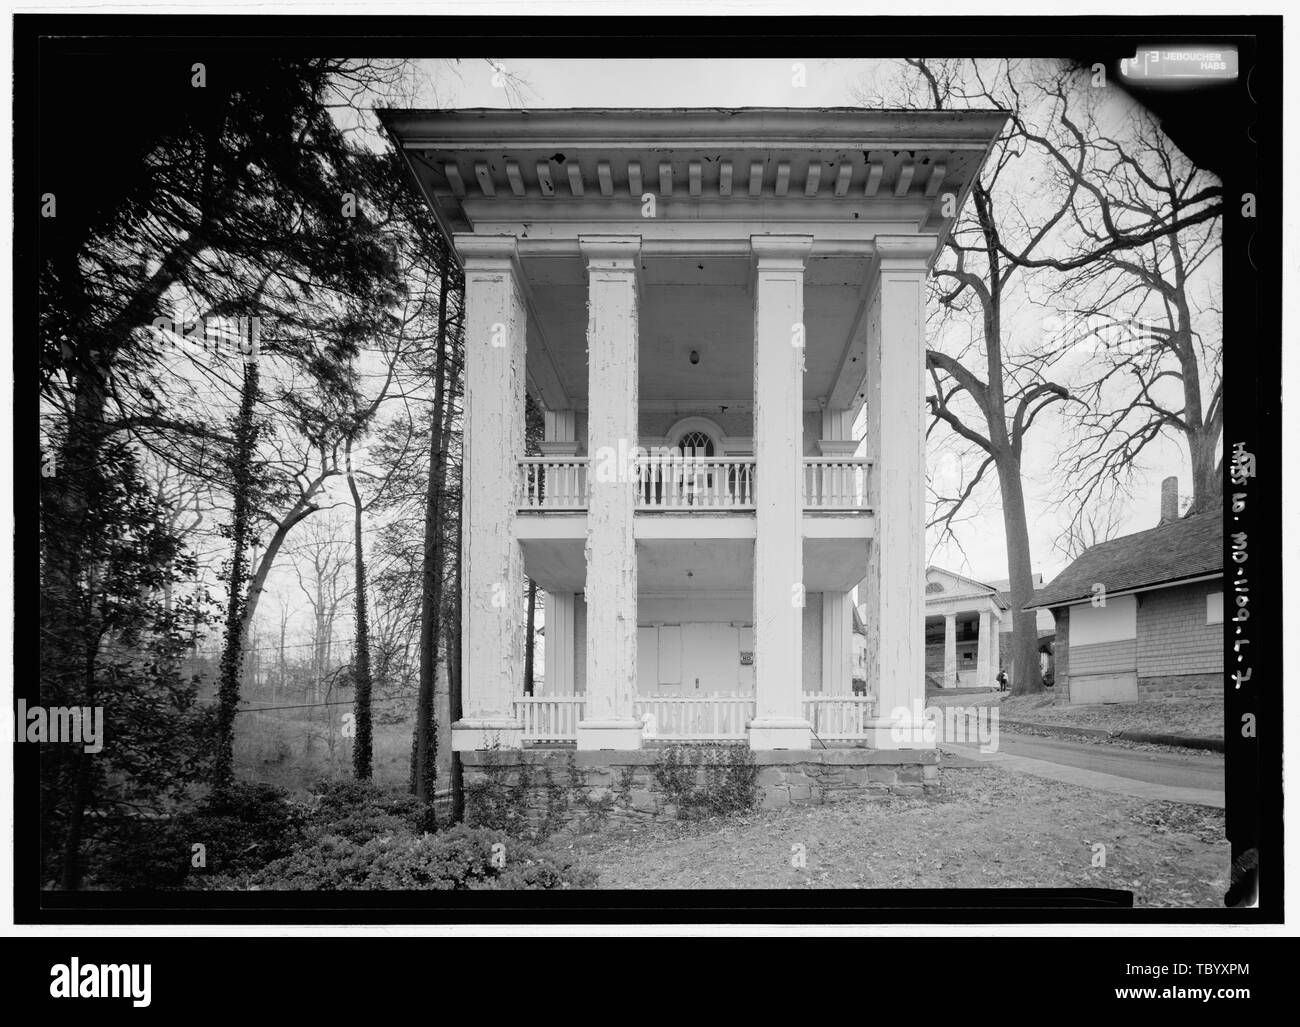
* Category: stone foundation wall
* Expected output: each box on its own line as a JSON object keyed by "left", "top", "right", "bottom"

{"left": 461, "top": 746, "right": 939, "bottom": 832}
{"left": 1138, "top": 673, "right": 1223, "bottom": 700}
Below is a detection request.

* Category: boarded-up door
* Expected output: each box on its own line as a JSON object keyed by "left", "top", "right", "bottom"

{"left": 636, "top": 626, "right": 659, "bottom": 695}
{"left": 681, "top": 623, "right": 739, "bottom": 693}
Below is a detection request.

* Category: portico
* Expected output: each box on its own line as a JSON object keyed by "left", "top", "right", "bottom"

{"left": 381, "top": 107, "right": 1006, "bottom": 753}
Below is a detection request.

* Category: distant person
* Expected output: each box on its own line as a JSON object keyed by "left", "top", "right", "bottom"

{"left": 996, "top": 670, "right": 1008, "bottom": 692}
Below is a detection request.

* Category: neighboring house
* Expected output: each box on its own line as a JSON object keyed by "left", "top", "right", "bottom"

{"left": 382, "top": 106, "right": 1004, "bottom": 753}
{"left": 1026, "top": 479, "right": 1223, "bottom": 705}
{"left": 920, "top": 567, "right": 1008, "bottom": 689}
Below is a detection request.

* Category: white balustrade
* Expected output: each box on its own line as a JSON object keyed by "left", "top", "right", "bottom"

{"left": 802, "top": 458, "right": 872, "bottom": 510}
{"left": 636, "top": 455, "right": 755, "bottom": 510}
{"left": 517, "top": 457, "right": 588, "bottom": 510}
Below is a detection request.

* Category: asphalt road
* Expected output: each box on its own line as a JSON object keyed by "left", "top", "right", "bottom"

{"left": 992, "top": 732, "right": 1225, "bottom": 793}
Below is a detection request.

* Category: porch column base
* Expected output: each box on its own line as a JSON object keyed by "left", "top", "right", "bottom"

{"left": 863, "top": 716, "right": 938, "bottom": 751}
{"left": 748, "top": 718, "right": 812, "bottom": 751}
{"left": 451, "top": 719, "right": 524, "bottom": 751}
{"left": 576, "top": 719, "right": 643, "bottom": 751}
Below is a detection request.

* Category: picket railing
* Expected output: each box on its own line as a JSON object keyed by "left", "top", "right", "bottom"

{"left": 802, "top": 694, "right": 876, "bottom": 741}
{"left": 802, "top": 458, "right": 872, "bottom": 510}
{"left": 514, "top": 693, "right": 875, "bottom": 744}
{"left": 633, "top": 694, "right": 755, "bottom": 741}
{"left": 514, "top": 696, "right": 586, "bottom": 742}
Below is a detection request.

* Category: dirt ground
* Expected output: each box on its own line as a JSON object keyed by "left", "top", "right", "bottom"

{"left": 556, "top": 761, "right": 1229, "bottom": 906}
{"left": 995, "top": 694, "right": 1221, "bottom": 740}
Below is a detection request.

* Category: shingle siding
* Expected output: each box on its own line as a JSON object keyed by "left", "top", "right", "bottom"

{"left": 1052, "top": 581, "right": 1224, "bottom": 703}
{"left": 1136, "top": 581, "right": 1223, "bottom": 678}
{"left": 1071, "top": 639, "right": 1137, "bottom": 676}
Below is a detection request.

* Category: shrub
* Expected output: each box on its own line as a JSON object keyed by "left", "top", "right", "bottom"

{"left": 177, "top": 783, "right": 308, "bottom": 877}
{"left": 464, "top": 749, "right": 534, "bottom": 838}
{"left": 652, "top": 742, "right": 759, "bottom": 819}
{"left": 207, "top": 825, "right": 596, "bottom": 891}
{"left": 93, "top": 783, "right": 306, "bottom": 889}
{"left": 305, "top": 780, "right": 426, "bottom": 843}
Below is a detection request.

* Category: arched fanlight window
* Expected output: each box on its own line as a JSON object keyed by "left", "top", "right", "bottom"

{"left": 677, "top": 430, "right": 715, "bottom": 457}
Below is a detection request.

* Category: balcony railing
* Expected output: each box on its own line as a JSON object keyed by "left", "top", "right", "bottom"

{"left": 802, "top": 458, "right": 872, "bottom": 511}
{"left": 517, "top": 457, "right": 588, "bottom": 510}
{"left": 517, "top": 456, "right": 872, "bottom": 512}
{"left": 636, "top": 456, "right": 755, "bottom": 510}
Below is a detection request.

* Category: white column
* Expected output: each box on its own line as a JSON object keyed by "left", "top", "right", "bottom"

{"left": 863, "top": 236, "right": 936, "bottom": 748}
{"left": 817, "top": 408, "right": 858, "bottom": 457}
{"left": 540, "top": 409, "right": 578, "bottom": 456}
{"left": 976, "top": 607, "right": 992, "bottom": 689}
{"left": 749, "top": 234, "right": 814, "bottom": 749}
{"left": 577, "top": 235, "right": 643, "bottom": 750}
{"left": 545, "top": 591, "right": 575, "bottom": 696}
{"left": 452, "top": 235, "right": 527, "bottom": 750}
{"left": 943, "top": 612, "right": 957, "bottom": 689}
{"left": 822, "top": 591, "right": 853, "bottom": 696}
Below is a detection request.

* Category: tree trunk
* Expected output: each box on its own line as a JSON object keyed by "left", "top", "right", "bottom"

{"left": 996, "top": 452, "right": 1044, "bottom": 695}
{"left": 58, "top": 633, "right": 99, "bottom": 890}
{"left": 214, "top": 361, "right": 260, "bottom": 790}
{"left": 1187, "top": 423, "right": 1222, "bottom": 514}
{"left": 523, "top": 579, "right": 537, "bottom": 696}
{"left": 347, "top": 440, "right": 374, "bottom": 780}
{"left": 58, "top": 751, "right": 91, "bottom": 890}
{"left": 450, "top": 508, "right": 464, "bottom": 824}
{"left": 277, "top": 612, "right": 287, "bottom": 702}
{"left": 413, "top": 253, "right": 452, "bottom": 817}
{"left": 239, "top": 498, "right": 318, "bottom": 640}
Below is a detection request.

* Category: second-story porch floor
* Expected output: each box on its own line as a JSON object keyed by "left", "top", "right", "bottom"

{"left": 515, "top": 452, "right": 873, "bottom": 592}
{"left": 517, "top": 518, "right": 871, "bottom": 594}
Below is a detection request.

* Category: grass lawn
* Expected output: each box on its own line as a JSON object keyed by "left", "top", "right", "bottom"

{"left": 995, "top": 695, "right": 1222, "bottom": 740}
{"left": 555, "top": 762, "right": 1228, "bottom": 906}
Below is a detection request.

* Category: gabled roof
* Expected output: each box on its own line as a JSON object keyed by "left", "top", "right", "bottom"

{"left": 1027, "top": 513, "right": 1223, "bottom": 610}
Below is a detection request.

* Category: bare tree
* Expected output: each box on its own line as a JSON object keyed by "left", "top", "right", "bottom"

{"left": 1018, "top": 98, "right": 1223, "bottom": 523}
{"left": 887, "top": 58, "right": 1222, "bottom": 694}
